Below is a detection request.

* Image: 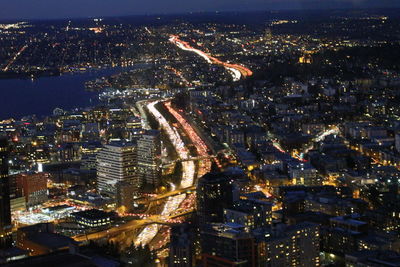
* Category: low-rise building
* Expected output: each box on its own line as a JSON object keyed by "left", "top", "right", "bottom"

{"left": 72, "top": 209, "right": 114, "bottom": 228}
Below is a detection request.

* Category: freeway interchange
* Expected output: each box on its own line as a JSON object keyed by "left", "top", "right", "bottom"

{"left": 74, "top": 99, "right": 212, "bottom": 250}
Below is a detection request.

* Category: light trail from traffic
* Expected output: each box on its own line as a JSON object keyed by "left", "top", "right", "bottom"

{"left": 164, "top": 101, "right": 209, "bottom": 156}
{"left": 163, "top": 101, "right": 212, "bottom": 214}
{"left": 135, "top": 101, "right": 196, "bottom": 245}
{"left": 73, "top": 209, "right": 194, "bottom": 243}
{"left": 169, "top": 35, "right": 252, "bottom": 81}
{"left": 135, "top": 186, "right": 195, "bottom": 204}
{"left": 315, "top": 127, "right": 340, "bottom": 142}
{"left": 136, "top": 100, "right": 153, "bottom": 130}
{"left": 164, "top": 101, "right": 212, "bottom": 175}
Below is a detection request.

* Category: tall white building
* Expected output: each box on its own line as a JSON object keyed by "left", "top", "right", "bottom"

{"left": 97, "top": 142, "right": 136, "bottom": 197}
{"left": 137, "top": 130, "right": 161, "bottom": 187}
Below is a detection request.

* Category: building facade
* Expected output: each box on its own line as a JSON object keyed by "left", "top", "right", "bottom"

{"left": 137, "top": 130, "right": 161, "bottom": 187}
{"left": 97, "top": 142, "right": 136, "bottom": 197}
{"left": 256, "top": 222, "right": 321, "bottom": 267}
{"left": 15, "top": 172, "right": 48, "bottom": 207}
{"left": 197, "top": 171, "right": 238, "bottom": 226}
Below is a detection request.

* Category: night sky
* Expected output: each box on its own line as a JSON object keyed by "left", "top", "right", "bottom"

{"left": 1, "top": 0, "right": 399, "bottom": 20}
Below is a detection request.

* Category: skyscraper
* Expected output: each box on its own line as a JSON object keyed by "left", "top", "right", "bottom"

{"left": 97, "top": 141, "right": 137, "bottom": 197}
{"left": 196, "top": 171, "right": 238, "bottom": 226}
{"left": 137, "top": 130, "right": 161, "bottom": 187}
{"left": 0, "top": 137, "right": 12, "bottom": 248}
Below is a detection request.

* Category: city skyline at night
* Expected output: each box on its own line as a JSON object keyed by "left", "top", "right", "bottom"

{"left": 1, "top": 2, "right": 400, "bottom": 266}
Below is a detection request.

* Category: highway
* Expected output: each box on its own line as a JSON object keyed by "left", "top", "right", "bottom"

{"left": 164, "top": 101, "right": 212, "bottom": 177}
{"left": 74, "top": 100, "right": 212, "bottom": 248}
{"left": 134, "top": 100, "right": 197, "bottom": 245}
{"left": 136, "top": 100, "right": 152, "bottom": 130}
{"left": 169, "top": 35, "right": 252, "bottom": 81}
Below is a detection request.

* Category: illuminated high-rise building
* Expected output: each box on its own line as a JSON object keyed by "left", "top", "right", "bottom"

{"left": 97, "top": 141, "right": 136, "bottom": 197}
{"left": 0, "top": 137, "right": 12, "bottom": 248}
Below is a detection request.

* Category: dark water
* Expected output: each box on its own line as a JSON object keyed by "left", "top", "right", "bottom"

{"left": 0, "top": 67, "right": 128, "bottom": 120}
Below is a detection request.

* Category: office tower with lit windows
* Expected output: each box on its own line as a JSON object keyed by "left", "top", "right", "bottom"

{"left": 80, "top": 141, "right": 103, "bottom": 171}
{"left": 0, "top": 137, "right": 12, "bottom": 248}
{"left": 97, "top": 141, "right": 136, "bottom": 197}
{"left": 137, "top": 130, "right": 161, "bottom": 187}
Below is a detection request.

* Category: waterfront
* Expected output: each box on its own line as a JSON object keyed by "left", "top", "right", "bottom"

{"left": 0, "top": 67, "right": 131, "bottom": 120}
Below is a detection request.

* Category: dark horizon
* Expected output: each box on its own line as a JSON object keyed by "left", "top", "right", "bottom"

{"left": 1, "top": 0, "right": 400, "bottom": 21}
{"left": 1, "top": 7, "right": 400, "bottom": 23}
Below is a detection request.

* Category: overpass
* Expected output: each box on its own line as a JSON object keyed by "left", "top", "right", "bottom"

{"left": 73, "top": 209, "right": 195, "bottom": 242}
{"left": 164, "top": 155, "right": 215, "bottom": 164}
{"left": 135, "top": 186, "right": 196, "bottom": 204}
